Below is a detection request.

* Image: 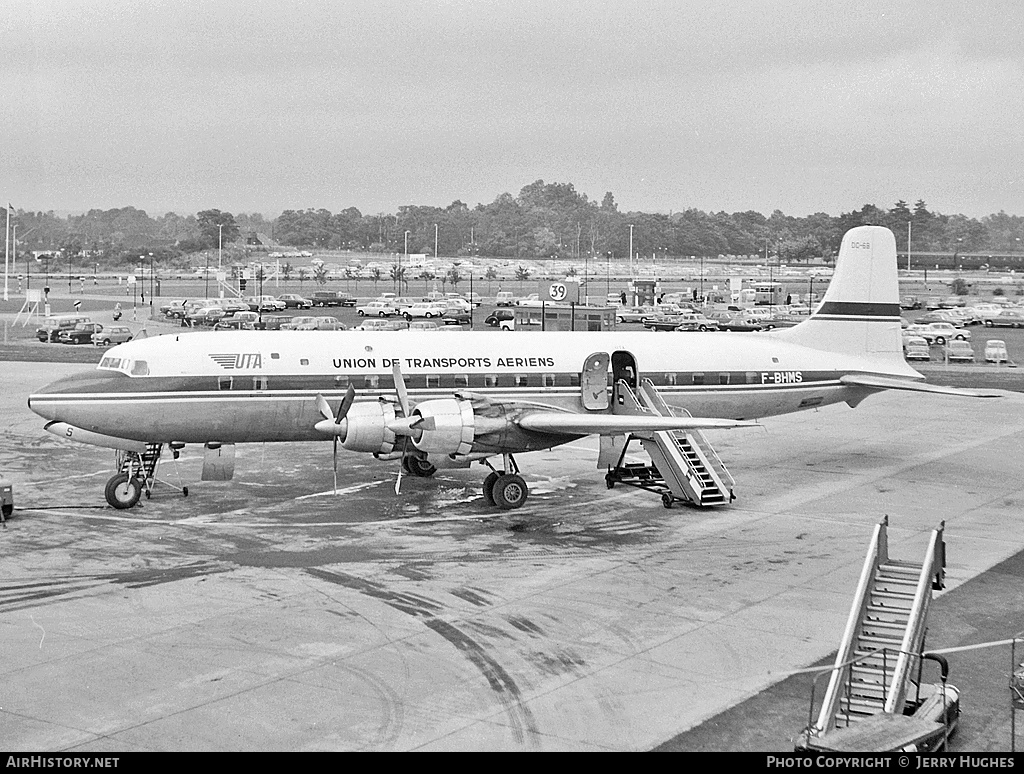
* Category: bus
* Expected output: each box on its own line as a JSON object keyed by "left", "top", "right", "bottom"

{"left": 753, "top": 282, "right": 785, "bottom": 306}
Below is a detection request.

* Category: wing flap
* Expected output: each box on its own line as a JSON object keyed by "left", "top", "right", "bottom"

{"left": 840, "top": 374, "right": 1002, "bottom": 398}
{"left": 517, "top": 413, "right": 757, "bottom": 436}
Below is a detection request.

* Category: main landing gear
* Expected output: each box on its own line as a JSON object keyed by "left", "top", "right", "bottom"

{"left": 481, "top": 455, "right": 529, "bottom": 510}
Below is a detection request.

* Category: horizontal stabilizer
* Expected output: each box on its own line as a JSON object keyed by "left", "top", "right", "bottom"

{"left": 839, "top": 374, "right": 1002, "bottom": 398}
{"left": 517, "top": 413, "right": 757, "bottom": 436}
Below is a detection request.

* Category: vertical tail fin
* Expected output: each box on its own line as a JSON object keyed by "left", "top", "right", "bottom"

{"left": 774, "top": 226, "right": 909, "bottom": 366}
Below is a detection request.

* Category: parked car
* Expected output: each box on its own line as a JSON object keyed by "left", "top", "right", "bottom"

{"left": 258, "top": 315, "right": 291, "bottom": 330}
{"left": 36, "top": 315, "right": 92, "bottom": 342}
{"left": 643, "top": 314, "right": 687, "bottom": 331}
{"left": 279, "top": 316, "right": 317, "bottom": 330}
{"left": 213, "top": 319, "right": 257, "bottom": 331}
{"left": 406, "top": 320, "right": 443, "bottom": 331}
{"left": 186, "top": 306, "right": 227, "bottom": 326}
{"left": 245, "top": 295, "right": 287, "bottom": 312}
{"left": 759, "top": 317, "right": 802, "bottom": 330}
{"left": 902, "top": 336, "right": 930, "bottom": 361}
{"left": 484, "top": 309, "right": 515, "bottom": 328}
{"left": 914, "top": 322, "right": 971, "bottom": 345}
{"left": 91, "top": 325, "right": 134, "bottom": 346}
{"left": 295, "top": 316, "right": 343, "bottom": 331}
{"left": 982, "top": 309, "right": 1024, "bottom": 328}
{"left": 672, "top": 313, "right": 719, "bottom": 332}
{"left": 984, "top": 339, "right": 1009, "bottom": 363}
{"left": 515, "top": 294, "right": 543, "bottom": 307}
{"left": 402, "top": 301, "right": 448, "bottom": 320}
{"left": 276, "top": 293, "right": 313, "bottom": 309}
{"left": 495, "top": 291, "right": 515, "bottom": 306}
{"left": 705, "top": 311, "right": 763, "bottom": 332}
{"left": 312, "top": 290, "right": 357, "bottom": 307}
{"left": 442, "top": 309, "right": 471, "bottom": 325}
{"left": 942, "top": 340, "right": 975, "bottom": 362}
{"left": 900, "top": 296, "right": 922, "bottom": 310}
{"left": 356, "top": 300, "right": 398, "bottom": 317}
{"left": 59, "top": 322, "right": 105, "bottom": 345}
{"left": 616, "top": 306, "right": 656, "bottom": 324}
{"left": 353, "top": 318, "right": 407, "bottom": 332}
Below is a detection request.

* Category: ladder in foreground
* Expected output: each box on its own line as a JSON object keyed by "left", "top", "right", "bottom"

{"left": 604, "top": 378, "right": 735, "bottom": 508}
{"left": 795, "top": 517, "right": 960, "bottom": 752}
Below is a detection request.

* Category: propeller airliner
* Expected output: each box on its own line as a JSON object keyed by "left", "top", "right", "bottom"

{"left": 28, "top": 226, "right": 994, "bottom": 511}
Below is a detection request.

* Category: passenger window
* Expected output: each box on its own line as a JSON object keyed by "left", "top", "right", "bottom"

{"left": 514, "top": 374, "right": 528, "bottom": 388}
{"left": 455, "top": 374, "right": 470, "bottom": 389}
{"left": 364, "top": 375, "right": 380, "bottom": 389}
{"left": 218, "top": 376, "right": 233, "bottom": 391}
{"left": 253, "top": 376, "right": 268, "bottom": 390}
{"left": 719, "top": 373, "right": 730, "bottom": 385}
{"left": 425, "top": 375, "right": 440, "bottom": 388}
{"left": 484, "top": 374, "right": 498, "bottom": 388}
{"left": 692, "top": 372, "right": 704, "bottom": 386}
{"left": 543, "top": 374, "right": 555, "bottom": 388}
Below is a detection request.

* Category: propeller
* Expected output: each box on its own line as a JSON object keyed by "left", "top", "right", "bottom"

{"left": 315, "top": 384, "right": 355, "bottom": 494}
{"left": 393, "top": 363, "right": 410, "bottom": 495}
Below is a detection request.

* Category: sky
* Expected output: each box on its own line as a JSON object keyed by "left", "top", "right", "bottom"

{"left": 3, "top": 0, "right": 1023, "bottom": 219}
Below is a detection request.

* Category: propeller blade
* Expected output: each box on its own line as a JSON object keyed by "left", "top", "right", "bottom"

{"left": 337, "top": 383, "right": 356, "bottom": 423}
{"left": 332, "top": 436, "right": 338, "bottom": 495}
{"left": 315, "top": 393, "right": 334, "bottom": 422}
{"left": 395, "top": 437, "right": 408, "bottom": 494}
{"left": 393, "top": 362, "right": 410, "bottom": 417}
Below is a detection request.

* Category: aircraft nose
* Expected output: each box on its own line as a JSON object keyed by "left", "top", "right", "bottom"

{"left": 28, "top": 369, "right": 115, "bottom": 421}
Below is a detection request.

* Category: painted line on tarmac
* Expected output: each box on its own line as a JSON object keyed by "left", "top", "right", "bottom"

{"left": 14, "top": 506, "right": 506, "bottom": 528}
{"left": 296, "top": 481, "right": 384, "bottom": 499}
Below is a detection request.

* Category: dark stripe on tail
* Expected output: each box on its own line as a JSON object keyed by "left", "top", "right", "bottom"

{"left": 814, "top": 301, "right": 901, "bottom": 317}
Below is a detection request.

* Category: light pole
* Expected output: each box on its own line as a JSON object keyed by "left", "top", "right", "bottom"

{"left": 218, "top": 224, "right": 223, "bottom": 271}
{"left": 403, "top": 229, "right": 409, "bottom": 286}
{"left": 434, "top": 223, "right": 438, "bottom": 260}
{"left": 149, "top": 252, "right": 154, "bottom": 311}
{"left": 628, "top": 224, "right": 634, "bottom": 280}
{"left": 907, "top": 221, "right": 912, "bottom": 271}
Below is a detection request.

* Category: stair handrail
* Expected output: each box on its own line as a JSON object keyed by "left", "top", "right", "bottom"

{"left": 884, "top": 522, "right": 945, "bottom": 714}
{"left": 812, "top": 517, "right": 890, "bottom": 734}
{"left": 800, "top": 646, "right": 897, "bottom": 742}
{"left": 686, "top": 429, "right": 735, "bottom": 490}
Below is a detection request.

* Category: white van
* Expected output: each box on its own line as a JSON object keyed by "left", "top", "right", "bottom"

{"left": 495, "top": 291, "right": 515, "bottom": 307}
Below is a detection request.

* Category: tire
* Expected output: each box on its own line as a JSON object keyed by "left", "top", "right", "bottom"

{"left": 407, "top": 456, "right": 436, "bottom": 477}
{"left": 404, "top": 314, "right": 413, "bottom": 321}
{"left": 482, "top": 471, "right": 502, "bottom": 506}
{"left": 104, "top": 473, "right": 142, "bottom": 509}
{"left": 662, "top": 492, "right": 674, "bottom": 509}
{"left": 102, "top": 339, "right": 111, "bottom": 345}
{"left": 935, "top": 336, "right": 945, "bottom": 345}
{"left": 380, "top": 312, "right": 388, "bottom": 318}
{"left": 358, "top": 310, "right": 365, "bottom": 316}
{"left": 492, "top": 473, "right": 528, "bottom": 510}
{"left": 698, "top": 325, "right": 707, "bottom": 331}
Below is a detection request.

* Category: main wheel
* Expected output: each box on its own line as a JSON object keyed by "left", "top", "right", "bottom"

{"left": 492, "top": 473, "right": 528, "bottom": 510}
{"left": 105, "top": 472, "right": 142, "bottom": 509}
{"left": 482, "top": 470, "right": 502, "bottom": 506}
{"left": 406, "top": 456, "right": 437, "bottom": 477}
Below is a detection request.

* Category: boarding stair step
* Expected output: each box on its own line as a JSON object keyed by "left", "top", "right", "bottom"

{"left": 849, "top": 664, "right": 895, "bottom": 684}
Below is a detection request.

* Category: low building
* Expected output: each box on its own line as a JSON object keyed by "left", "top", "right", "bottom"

{"left": 513, "top": 304, "right": 617, "bottom": 332}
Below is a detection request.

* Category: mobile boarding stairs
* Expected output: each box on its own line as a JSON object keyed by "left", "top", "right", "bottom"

{"left": 795, "top": 517, "right": 960, "bottom": 753}
{"left": 604, "top": 377, "right": 735, "bottom": 508}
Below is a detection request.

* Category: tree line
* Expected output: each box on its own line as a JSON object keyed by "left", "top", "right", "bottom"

{"left": 9, "top": 181, "right": 1024, "bottom": 269}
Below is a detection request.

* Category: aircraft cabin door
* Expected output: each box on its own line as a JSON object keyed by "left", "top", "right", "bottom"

{"left": 611, "top": 351, "right": 638, "bottom": 407}
{"left": 581, "top": 352, "right": 610, "bottom": 410}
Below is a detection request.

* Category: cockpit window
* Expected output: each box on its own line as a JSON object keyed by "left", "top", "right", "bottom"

{"left": 98, "top": 357, "right": 122, "bottom": 370}
{"left": 130, "top": 360, "right": 149, "bottom": 376}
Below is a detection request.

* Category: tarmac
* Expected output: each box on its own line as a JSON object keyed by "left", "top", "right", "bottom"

{"left": 1, "top": 356, "right": 1024, "bottom": 751}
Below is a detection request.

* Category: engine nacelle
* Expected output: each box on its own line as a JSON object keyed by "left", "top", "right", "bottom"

{"left": 411, "top": 398, "right": 475, "bottom": 455}
{"left": 342, "top": 401, "right": 397, "bottom": 455}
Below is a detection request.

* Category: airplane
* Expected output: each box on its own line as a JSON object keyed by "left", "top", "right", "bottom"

{"left": 28, "top": 225, "right": 995, "bottom": 512}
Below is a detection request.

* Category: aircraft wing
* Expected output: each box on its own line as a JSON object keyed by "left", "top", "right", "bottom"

{"left": 516, "top": 412, "right": 757, "bottom": 436}
{"left": 839, "top": 374, "right": 1002, "bottom": 398}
